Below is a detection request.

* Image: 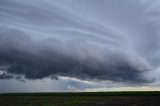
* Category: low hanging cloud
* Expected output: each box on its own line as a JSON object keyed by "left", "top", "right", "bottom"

{"left": 0, "top": 0, "right": 160, "bottom": 83}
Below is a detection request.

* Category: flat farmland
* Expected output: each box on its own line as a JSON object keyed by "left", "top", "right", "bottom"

{"left": 0, "top": 92, "right": 160, "bottom": 106}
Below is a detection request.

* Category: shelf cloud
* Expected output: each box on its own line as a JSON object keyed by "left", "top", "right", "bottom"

{"left": 0, "top": 0, "right": 160, "bottom": 84}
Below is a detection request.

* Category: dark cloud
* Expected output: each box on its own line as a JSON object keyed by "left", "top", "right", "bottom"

{"left": 1, "top": 0, "right": 159, "bottom": 84}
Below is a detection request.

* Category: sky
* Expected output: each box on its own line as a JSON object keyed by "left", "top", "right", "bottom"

{"left": 0, "top": 0, "right": 160, "bottom": 92}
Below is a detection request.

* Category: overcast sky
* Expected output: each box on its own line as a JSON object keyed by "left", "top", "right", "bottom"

{"left": 0, "top": 0, "right": 160, "bottom": 92}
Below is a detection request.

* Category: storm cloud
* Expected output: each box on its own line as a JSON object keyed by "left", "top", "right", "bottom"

{"left": 0, "top": 0, "right": 160, "bottom": 83}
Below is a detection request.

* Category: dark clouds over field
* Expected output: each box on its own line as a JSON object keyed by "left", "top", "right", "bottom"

{"left": 0, "top": 0, "right": 160, "bottom": 84}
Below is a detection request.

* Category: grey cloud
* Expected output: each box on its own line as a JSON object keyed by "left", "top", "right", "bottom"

{"left": 0, "top": 26, "right": 150, "bottom": 83}
{"left": 0, "top": 0, "right": 159, "bottom": 83}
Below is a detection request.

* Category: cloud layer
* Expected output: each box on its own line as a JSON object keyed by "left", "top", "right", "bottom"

{"left": 0, "top": 0, "right": 160, "bottom": 84}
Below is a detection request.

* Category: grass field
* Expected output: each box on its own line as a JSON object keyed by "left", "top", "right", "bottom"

{"left": 0, "top": 92, "right": 160, "bottom": 106}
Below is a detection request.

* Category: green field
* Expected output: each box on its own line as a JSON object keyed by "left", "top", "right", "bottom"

{"left": 0, "top": 92, "right": 160, "bottom": 106}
